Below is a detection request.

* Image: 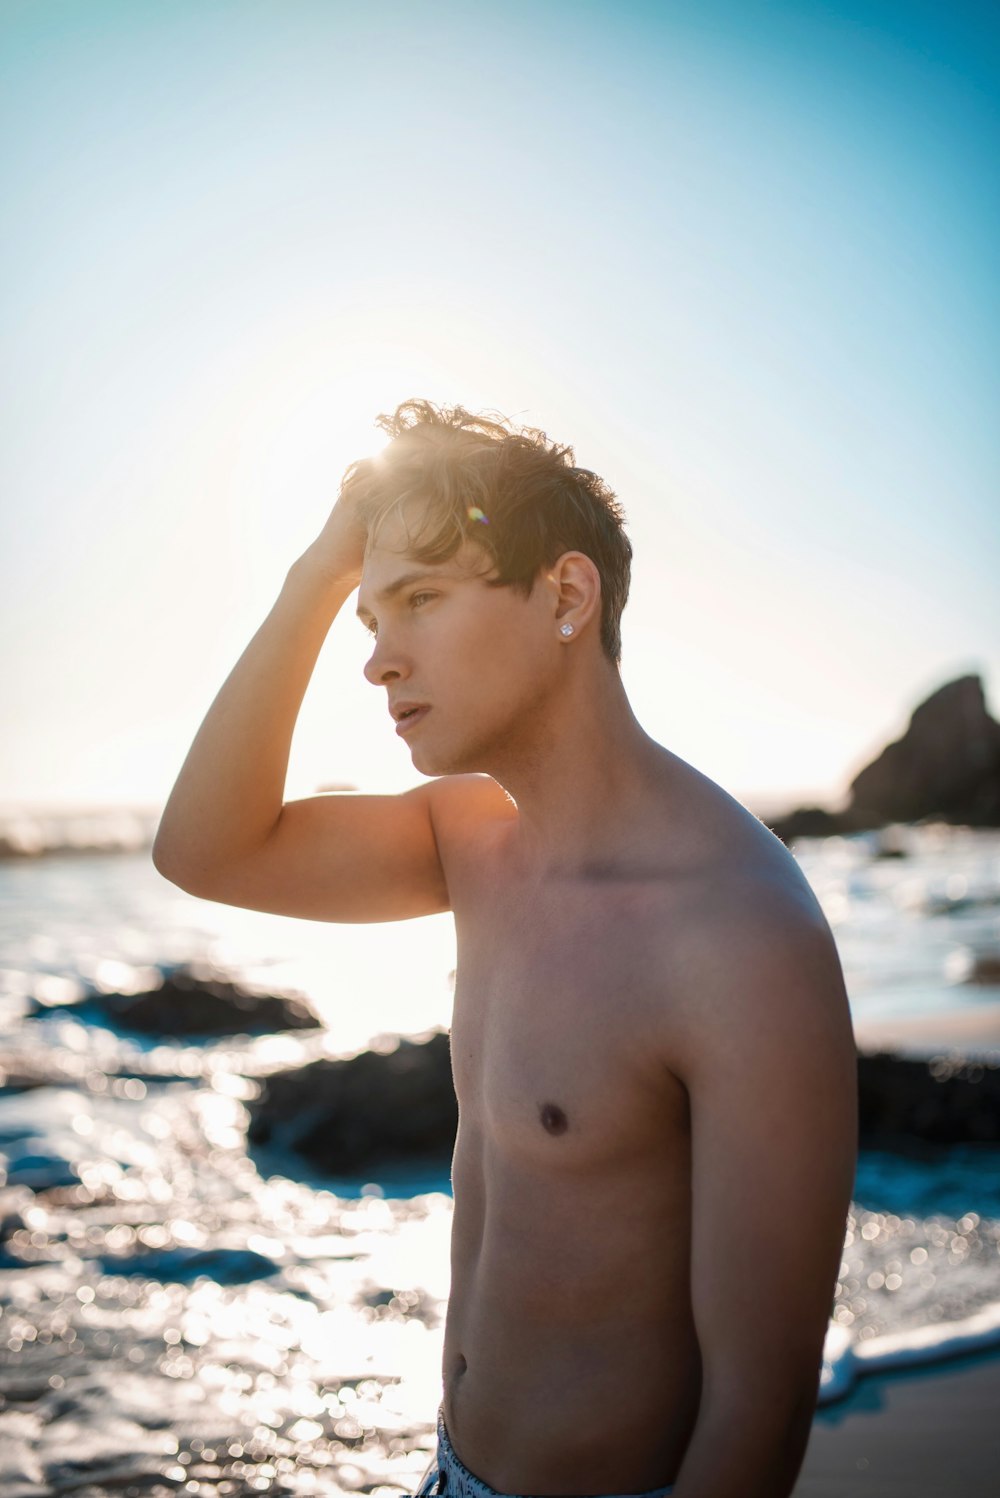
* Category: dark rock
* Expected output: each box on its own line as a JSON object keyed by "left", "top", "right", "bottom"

{"left": 871, "top": 827, "right": 910, "bottom": 859}
{"left": 964, "top": 953, "right": 1000, "bottom": 986}
{"left": 27, "top": 965, "right": 320, "bottom": 1039}
{"left": 248, "top": 1028, "right": 1000, "bottom": 1175}
{"left": 247, "top": 1030, "right": 457, "bottom": 1174}
{"left": 849, "top": 676, "right": 1000, "bottom": 827}
{"left": 769, "top": 675, "right": 1000, "bottom": 841}
{"left": 765, "top": 806, "right": 847, "bottom": 842}
{"left": 857, "top": 1049, "right": 1000, "bottom": 1150}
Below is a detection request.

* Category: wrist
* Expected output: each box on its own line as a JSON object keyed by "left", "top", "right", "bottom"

{"left": 290, "top": 541, "right": 363, "bottom": 594}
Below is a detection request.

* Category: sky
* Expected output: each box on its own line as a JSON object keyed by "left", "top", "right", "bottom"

{"left": 2, "top": 0, "right": 998, "bottom": 816}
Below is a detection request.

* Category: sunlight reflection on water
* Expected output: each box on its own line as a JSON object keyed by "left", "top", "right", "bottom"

{"left": 1, "top": 826, "right": 999, "bottom": 1490}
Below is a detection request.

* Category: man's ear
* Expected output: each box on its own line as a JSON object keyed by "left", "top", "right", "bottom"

{"left": 543, "top": 552, "right": 602, "bottom": 639}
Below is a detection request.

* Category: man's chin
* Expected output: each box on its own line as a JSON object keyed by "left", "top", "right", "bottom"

{"left": 408, "top": 741, "right": 483, "bottom": 780}
{"left": 407, "top": 743, "right": 447, "bottom": 778}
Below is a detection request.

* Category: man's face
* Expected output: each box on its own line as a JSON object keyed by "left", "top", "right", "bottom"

{"left": 356, "top": 508, "right": 556, "bottom": 777}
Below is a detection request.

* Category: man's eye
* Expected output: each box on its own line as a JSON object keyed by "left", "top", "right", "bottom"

{"left": 410, "top": 592, "right": 435, "bottom": 609}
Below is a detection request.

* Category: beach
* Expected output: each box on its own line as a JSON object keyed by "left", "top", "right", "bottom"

{"left": 804, "top": 976, "right": 1000, "bottom": 1497}
{"left": 795, "top": 1347, "right": 1000, "bottom": 1496}
{"left": 1, "top": 818, "right": 999, "bottom": 1494}
{"left": 4, "top": 0, "right": 997, "bottom": 1483}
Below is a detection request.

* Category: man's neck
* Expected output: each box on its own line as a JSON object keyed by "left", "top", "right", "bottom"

{"left": 486, "top": 664, "right": 667, "bottom": 876}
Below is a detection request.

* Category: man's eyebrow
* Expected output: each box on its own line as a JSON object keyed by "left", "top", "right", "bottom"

{"left": 355, "top": 570, "right": 440, "bottom": 619}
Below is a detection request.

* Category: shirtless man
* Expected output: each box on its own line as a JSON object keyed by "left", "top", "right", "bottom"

{"left": 153, "top": 399, "right": 858, "bottom": 1498}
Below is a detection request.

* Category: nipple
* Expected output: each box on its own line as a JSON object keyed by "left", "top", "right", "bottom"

{"left": 539, "top": 1102, "right": 569, "bottom": 1135}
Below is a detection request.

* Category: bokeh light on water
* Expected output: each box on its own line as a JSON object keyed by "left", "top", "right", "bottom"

{"left": 1, "top": 824, "right": 999, "bottom": 1490}
{"left": 0, "top": 1071, "right": 452, "bottom": 1494}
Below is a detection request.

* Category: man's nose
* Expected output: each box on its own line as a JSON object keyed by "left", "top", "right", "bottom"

{"left": 363, "top": 636, "right": 407, "bottom": 686}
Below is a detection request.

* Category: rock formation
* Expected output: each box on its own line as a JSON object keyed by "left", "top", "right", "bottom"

{"left": 247, "top": 1029, "right": 458, "bottom": 1174}
{"left": 770, "top": 674, "right": 1000, "bottom": 841}
{"left": 27, "top": 966, "right": 319, "bottom": 1038}
{"left": 244, "top": 1026, "right": 1000, "bottom": 1175}
{"left": 849, "top": 675, "right": 1000, "bottom": 826}
{"left": 857, "top": 1049, "right": 1000, "bottom": 1151}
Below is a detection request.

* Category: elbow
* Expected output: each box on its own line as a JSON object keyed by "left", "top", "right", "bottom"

{"left": 151, "top": 846, "right": 187, "bottom": 891}
{"left": 150, "top": 834, "right": 175, "bottom": 881}
{"left": 150, "top": 834, "right": 207, "bottom": 895}
{"left": 152, "top": 837, "right": 250, "bottom": 906}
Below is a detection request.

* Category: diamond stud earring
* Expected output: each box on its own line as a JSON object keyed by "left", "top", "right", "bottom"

{"left": 559, "top": 623, "right": 574, "bottom": 637}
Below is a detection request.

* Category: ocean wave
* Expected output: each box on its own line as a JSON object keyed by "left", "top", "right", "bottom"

{"left": 820, "top": 1299, "right": 1000, "bottom": 1403}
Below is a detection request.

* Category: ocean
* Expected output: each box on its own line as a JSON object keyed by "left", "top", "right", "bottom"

{"left": 1, "top": 816, "right": 999, "bottom": 1494}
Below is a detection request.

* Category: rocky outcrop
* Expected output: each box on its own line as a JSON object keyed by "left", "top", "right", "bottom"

{"left": 849, "top": 676, "right": 1000, "bottom": 827}
{"left": 765, "top": 805, "right": 847, "bottom": 842}
{"left": 27, "top": 966, "right": 319, "bottom": 1039}
{"left": 770, "top": 675, "right": 1000, "bottom": 841}
{"left": 247, "top": 1030, "right": 457, "bottom": 1174}
{"left": 243, "top": 1027, "right": 1000, "bottom": 1176}
{"left": 857, "top": 1050, "right": 1000, "bottom": 1151}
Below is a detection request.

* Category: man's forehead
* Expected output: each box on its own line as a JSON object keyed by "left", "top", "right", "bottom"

{"left": 356, "top": 542, "right": 490, "bottom": 614}
{"left": 357, "top": 552, "right": 448, "bottom": 601}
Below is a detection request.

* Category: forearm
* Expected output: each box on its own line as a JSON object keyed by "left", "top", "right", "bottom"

{"left": 152, "top": 545, "right": 355, "bottom": 884}
{"left": 670, "top": 1388, "right": 817, "bottom": 1498}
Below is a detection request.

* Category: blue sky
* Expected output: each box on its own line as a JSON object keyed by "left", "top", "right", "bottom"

{"left": 2, "top": 0, "right": 997, "bottom": 812}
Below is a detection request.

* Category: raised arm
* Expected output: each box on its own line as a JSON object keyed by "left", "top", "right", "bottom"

{"left": 667, "top": 900, "right": 858, "bottom": 1498}
{"left": 152, "top": 494, "right": 500, "bottom": 922}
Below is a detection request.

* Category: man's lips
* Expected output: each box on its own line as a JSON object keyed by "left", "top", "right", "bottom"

{"left": 391, "top": 702, "right": 431, "bottom": 736}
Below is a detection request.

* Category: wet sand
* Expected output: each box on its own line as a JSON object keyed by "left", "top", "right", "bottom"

{"left": 791, "top": 1005, "right": 1000, "bottom": 1496}
{"left": 794, "top": 1347, "right": 1000, "bottom": 1496}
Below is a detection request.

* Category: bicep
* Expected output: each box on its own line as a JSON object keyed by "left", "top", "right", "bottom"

{"left": 168, "top": 781, "right": 457, "bottom": 923}
{"left": 677, "top": 922, "right": 858, "bottom": 1411}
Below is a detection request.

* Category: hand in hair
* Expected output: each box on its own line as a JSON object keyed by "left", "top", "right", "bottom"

{"left": 302, "top": 482, "right": 369, "bottom": 589}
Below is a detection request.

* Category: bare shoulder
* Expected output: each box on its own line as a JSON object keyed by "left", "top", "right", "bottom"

{"left": 424, "top": 772, "right": 517, "bottom": 860}
{"left": 653, "top": 824, "right": 856, "bottom": 1087}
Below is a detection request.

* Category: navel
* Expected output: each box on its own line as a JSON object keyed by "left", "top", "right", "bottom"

{"left": 539, "top": 1102, "right": 569, "bottom": 1135}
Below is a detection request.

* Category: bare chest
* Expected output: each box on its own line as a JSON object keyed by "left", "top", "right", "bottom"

{"left": 450, "top": 879, "right": 689, "bottom": 1174}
